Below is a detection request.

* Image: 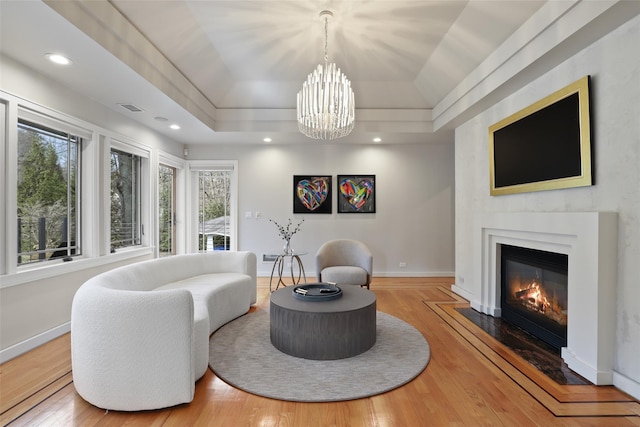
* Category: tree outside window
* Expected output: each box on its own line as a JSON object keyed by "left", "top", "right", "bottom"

{"left": 17, "top": 120, "right": 80, "bottom": 264}
{"left": 158, "top": 164, "right": 176, "bottom": 256}
{"left": 110, "top": 149, "right": 141, "bottom": 250}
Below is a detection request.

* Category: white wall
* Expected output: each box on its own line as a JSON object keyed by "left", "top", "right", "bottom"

{"left": 187, "top": 142, "right": 455, "bottom": 278}
{"left": 0, "top": 55, "right": 183, "bottom": 158}
{"left": 454, "top": 15, "right": 640, "bottom": 395}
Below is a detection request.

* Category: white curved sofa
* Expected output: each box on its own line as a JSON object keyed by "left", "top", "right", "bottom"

{"left": 71, "top": 251, "right": 257, "bottom": 411}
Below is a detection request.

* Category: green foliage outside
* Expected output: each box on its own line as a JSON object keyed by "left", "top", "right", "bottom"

{"left": 18, "top": 135, "right": 67, "bottom": 206}
{"left": 110, "top": 150, "right": 139, "bottom": 250}
{"left": 158, "top": 165, "right": 174, "bottom": 256}
{"left": 158, "top": 169, "right": 231, "bottom": 254}
{"left": 17, "top": 126, "right": 73, "bottom": 263}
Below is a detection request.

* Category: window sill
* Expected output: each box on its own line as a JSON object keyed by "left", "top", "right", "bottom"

{"left": 0, "top": 247, "right": 154, "bottom": 289}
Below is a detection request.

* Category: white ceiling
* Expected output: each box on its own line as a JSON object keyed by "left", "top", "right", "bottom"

{"left": 1, "top": 1, "right": 634, "bottom": 146}
{"left": 109, "top": 0, "right": 543, "bottom": 109}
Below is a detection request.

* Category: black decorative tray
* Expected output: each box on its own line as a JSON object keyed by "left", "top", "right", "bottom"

{"left": 292, "top": 283, "right": 342, "bottom": 301}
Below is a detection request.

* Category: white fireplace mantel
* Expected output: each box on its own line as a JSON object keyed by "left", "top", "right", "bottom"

{"left": 457, "top": 211, "right": 618, "bottom": 385}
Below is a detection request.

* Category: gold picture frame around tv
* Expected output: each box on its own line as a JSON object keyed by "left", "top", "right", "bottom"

{"left": 489, "top": 76, "right": 592, "bottom": 196}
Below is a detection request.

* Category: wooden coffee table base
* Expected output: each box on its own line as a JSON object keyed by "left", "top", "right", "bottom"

{"left": 270, "top": 285, "right": 377, "bottom": 360}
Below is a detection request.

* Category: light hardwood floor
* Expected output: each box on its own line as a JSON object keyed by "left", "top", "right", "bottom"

{"left": 2, "top": 277, "right": 639, "bottom": 426}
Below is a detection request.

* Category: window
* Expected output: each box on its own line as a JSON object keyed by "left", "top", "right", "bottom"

{"left": 2, "top": 94, "right": 155, "bottom": 285}
{"left": 110, "top": 148, "right": 141, "bottom": 250}
{"left": 198, "top": 170, "right": 232, "bottom": 252}
{"left": 187, "top": 161, "right": 237, "bottom": 253}
{"left": 17, "top": 120, "right": 80, "bottom": 265}
{"left": 158, "top": 164, "right": 176, "bottom": 257}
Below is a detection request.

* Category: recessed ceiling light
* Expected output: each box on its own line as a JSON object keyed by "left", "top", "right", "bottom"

{"left": 263, "top": 137, "right": 272, "bottom": 142}
{"left": 170, "top": 124, "right": 181, "bottom": 130}
{"left": 154, "top": 116, "right": 168, "bottom": 122}
{"left": 373, "top": 137, "right": 382, "bottom": 143}
{"left": 45, "top": 53, "right": 72, "bottom": 65}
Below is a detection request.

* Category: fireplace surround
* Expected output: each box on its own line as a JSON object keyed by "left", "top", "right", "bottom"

{"left": 455, "top": 211, "right": 618, "bottom": 385}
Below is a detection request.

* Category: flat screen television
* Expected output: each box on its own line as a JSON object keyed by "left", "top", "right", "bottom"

{"left": 489, "top": 76, "right": 592, "bottom": 196}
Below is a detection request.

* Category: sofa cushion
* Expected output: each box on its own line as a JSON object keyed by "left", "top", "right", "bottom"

{"left": 155, "top": 273, "right": 253, "bottom": 332}
{"left": 320, "top": 266, "right": 367, "bottom": 286}
{"left": 155, "top": 273, "right": 253, "bottom": 378}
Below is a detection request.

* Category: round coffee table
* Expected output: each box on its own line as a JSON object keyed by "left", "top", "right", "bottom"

{"left": 270, "top": 284, "right": 376, "bottom": 360}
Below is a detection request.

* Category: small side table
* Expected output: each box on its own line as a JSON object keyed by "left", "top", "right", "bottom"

{"left": 269, "top": 252, "right": 307, "bottom": 292}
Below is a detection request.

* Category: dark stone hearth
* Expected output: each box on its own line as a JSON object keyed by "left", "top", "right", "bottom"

{"left": 456, "top": 307, "right": 589, "bottom": 385}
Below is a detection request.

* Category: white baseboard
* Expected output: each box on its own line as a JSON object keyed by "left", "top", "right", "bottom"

{"left": 451, "top": 284, "right": 473, "bottom": 302}
{"left": 373, "top": 271, "right": 455, "bottom": 278}
{"left": 0, "top": 322, "right": 70, "bottom": 363}
{"left": 613, "top": 370, "right": 640, "bottom": 401}
{"left": 257, "top": 271, "right": 455, "bottom": 279}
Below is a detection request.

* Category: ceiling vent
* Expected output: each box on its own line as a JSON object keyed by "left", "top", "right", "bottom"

{"left": 118, "top": 103, "right": 144, "bottom": 113}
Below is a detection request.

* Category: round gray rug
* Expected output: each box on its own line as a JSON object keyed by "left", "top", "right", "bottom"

{"left": 209, "top": 310, "right": 430, "bottom": 402}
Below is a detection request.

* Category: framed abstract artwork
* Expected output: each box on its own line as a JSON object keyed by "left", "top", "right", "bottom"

{"left": 337, "top": 175, "right": 375, "bottom": 213}
{"left": 293, "top": 175, "right": 332, "bottom": 214}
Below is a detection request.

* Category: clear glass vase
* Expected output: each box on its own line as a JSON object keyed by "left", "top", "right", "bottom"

{"left": 283, "top": 240, "right": 293, "bottom": 255}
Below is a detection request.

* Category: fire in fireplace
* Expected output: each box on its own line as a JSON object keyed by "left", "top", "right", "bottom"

{"left": 500, "top": 245, "right": 568, "bottom": 350}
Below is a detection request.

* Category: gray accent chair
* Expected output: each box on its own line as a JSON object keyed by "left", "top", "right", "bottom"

{"left": 316, "top": 239, "right": 373, "bottom": 289}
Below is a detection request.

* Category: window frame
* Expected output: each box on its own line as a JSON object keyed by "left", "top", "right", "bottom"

{"left": 158, "top": 163, "right": 176, "bottom": 257}
{"left": 109, "top": 148, "right": 142, "bottom": 250}
{"left": 108, "top": 138, "right": 151, "bottom": 253}
{"left": 16, "top": 119, "right": 82, "bottom": 265}
{"left": 187, "top": 160, "right": 238, "bottom": 253}
{"left": 3, "top": 102, "right": 95, "bottom": 278}
{"left": 157, "top": 151, "right": 186, "bottom": 257}
{"left": 0, "top": 92, "right": 154, "bottom": 288}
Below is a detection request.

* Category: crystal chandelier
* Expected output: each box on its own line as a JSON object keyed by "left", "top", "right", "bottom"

{"left": 297, "top": 10, "right": 355, "bottom": 140}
